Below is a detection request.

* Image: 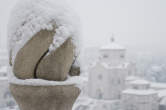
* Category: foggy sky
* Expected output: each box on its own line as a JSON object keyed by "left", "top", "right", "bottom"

{"left": 0, "top": 0, "right": 166, "bottom": 56}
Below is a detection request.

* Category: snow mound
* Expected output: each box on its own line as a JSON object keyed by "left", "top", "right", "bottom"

{"left": 8, "top": 0, "right": 81, "bottom": 64}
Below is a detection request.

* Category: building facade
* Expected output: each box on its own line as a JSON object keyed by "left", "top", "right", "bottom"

{"left": 88, "top": 38, "right": 129, "bottom": 100}
{"left": 122, "top": 89, "right": 159, "bottom": 110}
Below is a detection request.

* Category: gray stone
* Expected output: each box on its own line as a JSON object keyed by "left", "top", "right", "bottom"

{"left": 10, "top": 83, "right": 80, "bottom": 110}
{"left": 13, "top": 30, "right": 55, "bottom": 79}
{"left": 36, "top": 37, "right": 75, "bottom": 81}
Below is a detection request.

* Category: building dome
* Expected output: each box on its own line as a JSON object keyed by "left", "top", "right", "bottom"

{"left": 100, "top": 37, "right": 125, "bottom": 50}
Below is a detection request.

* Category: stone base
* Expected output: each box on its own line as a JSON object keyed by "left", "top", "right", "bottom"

{"left": 10, "top": 83, "right": 80, "bottom": 110}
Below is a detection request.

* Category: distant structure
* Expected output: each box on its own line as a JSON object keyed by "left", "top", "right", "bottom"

{"left": 127, "top": 79, "right": 151, "bottom": 90}
{"left": 88, "top": 36, "right": 135, "bottom": 100}
{"left": 122, "top": 89, "right": 159, "bottom": 110}
{"left": 0, "top": 37, "right": 16, "bottom": 109}
{"left": 0, "top": 49, "right": 8, "bottom": 68}
{"left": 70, "top": 36, "right": 165, "bottom": 110}
{"left": 123, "top": 76, "right": 159, "bottom": 110}
{"left": 0, "top": 30, "right": 8, "bottom": 68}
{"left": 88, "top": 63, "right": 127, "bottom": 100}
{"left": 99, "top": 36, "right": 126, "bottom": 67}
{"left": 84, "top": 36, "right": 136, "bottom": 110}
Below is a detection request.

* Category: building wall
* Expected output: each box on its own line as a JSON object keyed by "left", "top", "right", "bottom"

{"left": 88, "top": 63, "right": 127, "bottom": 100}
{"left": 122, "top": 93, "right": 159, "bottom": 110}
{"left": 100, "top": 49, "right": 126, "bottom": 66}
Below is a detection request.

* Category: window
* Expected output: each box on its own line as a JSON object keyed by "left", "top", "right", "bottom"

{"left": 120, "top": 54, "right": 124, "bottom": 58}
{"left": 98, "top": 74, "right": 103, "bottom": 80}
{"left": 103, "top": 54, "right": 108, "bottom": 58}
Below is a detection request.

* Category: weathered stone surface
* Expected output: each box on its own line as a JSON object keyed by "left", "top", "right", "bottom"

{"left": 13, "top": 30, "right": 55, "bottom": 79}
{"left": 36, "top": 38, "right": 75, "bottom": 81}
{"left": 10, "top": 83, "right": 80, "bottom": 110}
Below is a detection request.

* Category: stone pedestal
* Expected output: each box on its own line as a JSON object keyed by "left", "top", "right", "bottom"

{"left": 10, "top": 84, "right": 80, "bottom": 110}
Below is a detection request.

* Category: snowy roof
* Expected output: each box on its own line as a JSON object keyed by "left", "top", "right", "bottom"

{"left": 100, "top": 42, "right": 125, "bottom": 50}
{"left": 100, "top": 37, "right": 125, "bottom": 50}
{"left": 126, "top": 76, "right": 141, "bottom": 82}
{"left": 151, "top": 82, "right": 166, "bottom": 89}
{"left": 8, "top": 0, "right": 80, "bottom": 64}
{"left": 129, "top": 79, "right": 150, "bottom": 85}
{"left": 123, "top": 89, "right": 157, "bottom": 96}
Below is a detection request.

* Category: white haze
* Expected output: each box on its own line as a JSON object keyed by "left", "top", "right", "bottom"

{"left": 0, "top": 0, "right": 166, "bottom": 57}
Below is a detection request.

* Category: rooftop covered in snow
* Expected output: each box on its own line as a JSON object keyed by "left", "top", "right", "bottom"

{"left": 125, "top": 76, "right": 141, "bottom": 82}
{"left": 100, "top": 37, "right": 125, "bottom": 50}
{"left": 129, "top": 79, "right": 150, "bottom": 85}
{"left": 151, "top": 82, "right": 166, "bottom": 90}
{"left": 122, "top": 89, "right": 157, "bottom": 96}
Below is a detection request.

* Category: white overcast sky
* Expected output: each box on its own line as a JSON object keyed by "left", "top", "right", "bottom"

{"left": 0, "top": 0, "right": 166, "bottom": 56}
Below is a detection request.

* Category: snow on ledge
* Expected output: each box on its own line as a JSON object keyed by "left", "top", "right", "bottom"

{"left": 8, "top": 68, "right": 86, "bottom": 87}
{"left": 122, "top": 89, "right": 157, "bottom": 96}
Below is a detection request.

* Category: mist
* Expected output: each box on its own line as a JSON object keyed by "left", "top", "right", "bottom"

{"left": 0, "top": 0, "right": 166, "bottom": 57}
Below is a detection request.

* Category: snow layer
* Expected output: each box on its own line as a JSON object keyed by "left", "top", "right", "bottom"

{"left": 8, "top": 0, "right": 81, "bottom": 64}
{"left": 151, "top": 82, "right": 166, "bottom": 90}
{"left": 100, "top": 42, "right": 125, "bottom": 50}
{"left": 123, "top": 89, "right": 157, "bottom": 96}
{"left": 8, "top": 67, "right": 86, "bottom": 87}
{"left": 129, "top": 79, "right": 150, "bottom": 85}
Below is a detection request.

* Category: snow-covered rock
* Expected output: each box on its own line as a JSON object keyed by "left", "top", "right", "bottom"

{"left": 8, "top": 0, "right": 81, "bottom": 65}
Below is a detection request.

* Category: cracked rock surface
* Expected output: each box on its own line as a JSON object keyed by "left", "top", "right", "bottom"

{"left": 13, "top": 29, "right": 80, "bottom": 81}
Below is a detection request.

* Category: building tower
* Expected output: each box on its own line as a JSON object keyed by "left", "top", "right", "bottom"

{"left": 122, "top": 79, "right": 159, "bottom": 110}
{"left": 99, "top": 37, "right": 126, "bottom": 67}
{"left": 88, "top": 37, "right": 128, "bottom": 100}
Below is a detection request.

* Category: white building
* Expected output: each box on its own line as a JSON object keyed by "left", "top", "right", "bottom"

{"left": 88, "top": 38, "right": 128, "bottom": 100}
{"left": 150, "top": 82, "right": 166, "bottom": 91}
{"left": 99, "top": 38, "right": 126, "bottom": 67}
{"left": 122, "top": 89, "right": 159, "bottom": 110}
{"left": 127, "top": 79, "right": 150, "bottom": 90}
{"left": 88, "top": 62, "right": 127, "bottom": 100}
